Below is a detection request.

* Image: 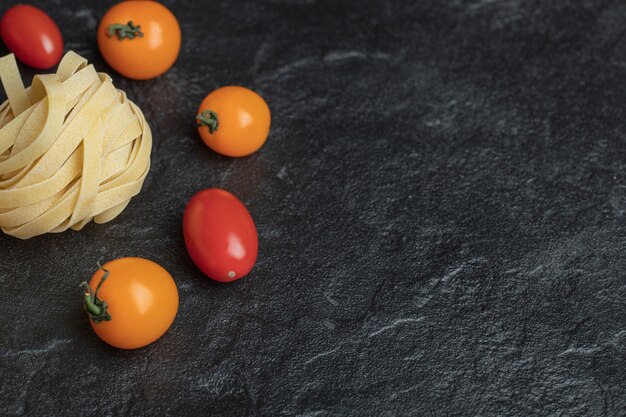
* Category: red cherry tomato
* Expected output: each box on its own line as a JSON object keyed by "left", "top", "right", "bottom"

{"left": 0, "top": 5, "right": 63, "bottom": 69}
{"left": 183, "top": 189, "right": 258, "bottom": 282}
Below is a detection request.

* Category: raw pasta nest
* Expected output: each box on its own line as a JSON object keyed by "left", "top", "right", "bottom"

{"left": 0, "top": 51, "right": 151, "bottom": 239}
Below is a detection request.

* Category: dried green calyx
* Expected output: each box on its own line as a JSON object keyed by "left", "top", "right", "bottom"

{"left": 80, "top": 266, "right": 112, "bottom": 323}
{"left": 196, "top": 110, "right": 219, "bottom": 134}
{"left": 106, "top": 21, "right": 144, "bottom": 40}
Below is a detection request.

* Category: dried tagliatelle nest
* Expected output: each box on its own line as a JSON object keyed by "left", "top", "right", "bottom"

{"left": 0, "top": 51, "right": 151, "bottom": 239}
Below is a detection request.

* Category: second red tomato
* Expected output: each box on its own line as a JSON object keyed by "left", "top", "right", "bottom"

{"left": 183, "top": 189, "right": 258, "bottom": 282}
{"left": 0, "top": 5, "right": 63, "bottom": 69}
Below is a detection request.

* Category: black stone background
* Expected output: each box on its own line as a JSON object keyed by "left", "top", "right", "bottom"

{"left": 0, "top": 0, "right": 625, "bottom": 416}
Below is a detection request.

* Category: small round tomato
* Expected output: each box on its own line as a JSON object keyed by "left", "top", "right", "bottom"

{"left": 183, "top": 189, "right": 258, "bottom": 282}
{"left": 81, "top": 258, "right": 179, "bottom": 349}
{"left": 97, "top": 1, "right": 181, "bottom": 80}
{"left": 196, "top": 86, "right": 271, "bottom": 157}
{"left": 0, "top": 5, "right": 63, "bottom": 69}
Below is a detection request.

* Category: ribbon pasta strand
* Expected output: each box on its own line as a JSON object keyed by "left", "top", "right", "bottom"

{"left": 0, "top": 51, "right": 152, "bottom": 239}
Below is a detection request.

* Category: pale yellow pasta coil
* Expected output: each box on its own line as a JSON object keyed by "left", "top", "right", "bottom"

{"left": 0, "top": 51, "right": 152, "bottom": 239}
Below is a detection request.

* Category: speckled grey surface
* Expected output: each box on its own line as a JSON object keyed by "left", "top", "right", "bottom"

{"left": 1, "top": 0, "right": 625, "bottom": 416}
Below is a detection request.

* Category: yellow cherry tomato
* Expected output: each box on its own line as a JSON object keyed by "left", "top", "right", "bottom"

{"left": 97, "top": 1, "right": 181, "bottom": 80}
{"left": 196, "top": 86, "right": 271, "bottom": 157}
{"left": 81, "top": 257, "right": 179, "bottom": 349}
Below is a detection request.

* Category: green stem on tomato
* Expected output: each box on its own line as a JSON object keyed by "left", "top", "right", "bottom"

{"left": 196, "top": 110, "right": 219, "bottom": 134}
{"left": 106, "top": 21, "right": 144, "bottom": 40}
{"left": 80, "top": 266, "right": 112, "bottom": 323}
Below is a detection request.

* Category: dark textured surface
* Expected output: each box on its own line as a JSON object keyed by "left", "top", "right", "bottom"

{"left": 1, "top": 0, "right": 625, "bottom": 415}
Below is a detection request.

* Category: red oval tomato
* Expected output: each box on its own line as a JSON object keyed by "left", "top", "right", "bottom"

{"left": 183, "top": 188, "right": 258, "bottom": 282}
{"left": 0, "top": 5, "right": 63, "bottom": 69}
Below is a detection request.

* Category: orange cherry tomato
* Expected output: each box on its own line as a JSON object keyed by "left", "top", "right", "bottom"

{"left": 196, "top": 86, "right": 271, "bottom": 157}
{"left": 97, "top": 1, "right": 181, "bottom": 80}
{"left": 81, "top": 258, "right": 179, "bottom": 349}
